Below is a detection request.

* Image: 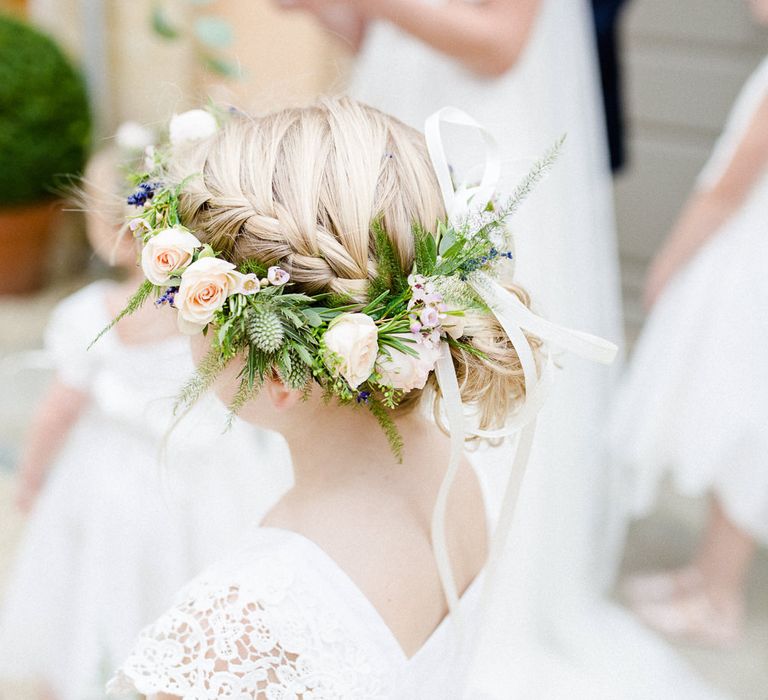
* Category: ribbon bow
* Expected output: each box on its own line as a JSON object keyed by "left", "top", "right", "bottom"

{"left": 425, "top": 107, "right": 618, "bottom": 616}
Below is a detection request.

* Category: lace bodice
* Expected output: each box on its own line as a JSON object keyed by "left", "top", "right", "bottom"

{"left": 107, "top": 527, "right": 483, "bottom": 699}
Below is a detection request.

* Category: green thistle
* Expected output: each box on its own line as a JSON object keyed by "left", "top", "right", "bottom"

{"left": 280, "top": 349, "right": 310, "bottom": 390}
{"left": 246, "top": 308, "right": 285, "bottom": 353}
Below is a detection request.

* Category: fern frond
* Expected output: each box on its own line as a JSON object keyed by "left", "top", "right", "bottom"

{"left": 367, "top": 397, "right": 404, "bottom": 462}
{"left": 225, "top": 375, "right": 259, "bottom": 429}
{"left": 174, "top": 347, "right": 231, "bottom": 413}
{"left": 89, "top": 280, "right": 154, "bottom": 349}
{"left": 370, "top": 218, "right": 407, "bottom": 301}
{"left": 499, "top": 135, "right": 565, "bottom": 220}
{"left": 412, "top": 222, "right": 438, "bottom": 276}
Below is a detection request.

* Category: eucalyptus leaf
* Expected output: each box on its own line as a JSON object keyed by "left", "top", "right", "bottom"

{"left": 202, "top": 54, "right": 241, "bottom": 79}
{"left": 194, "top": 16, "right": 234, "bottom": 49}
{"left": 151, "top": 5, "right": 180, "bottom": 39}
{"left": 302, "top": 308, "right": 323, "bottom": 327}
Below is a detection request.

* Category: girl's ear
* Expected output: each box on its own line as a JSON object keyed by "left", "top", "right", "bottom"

{"left": 264, "top": 379, "right": 303, "bottom": 412}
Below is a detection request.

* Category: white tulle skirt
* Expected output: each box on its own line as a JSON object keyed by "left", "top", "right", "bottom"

{"left": 0, "top": 405, "right": 292, "bottom": 700}
{"left": 609, "top": 210, "right": 768, "bottom": 546}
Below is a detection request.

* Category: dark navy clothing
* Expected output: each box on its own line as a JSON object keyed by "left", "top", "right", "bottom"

{"left": 592, "top": 0, "right": 631, "bottom": 172}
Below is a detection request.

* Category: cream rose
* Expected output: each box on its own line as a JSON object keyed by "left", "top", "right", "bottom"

{"left": 168, "top": 109, "right": 218, "bottom": 147}
{"left": 323, "top": 313, "right": 379, "bottom": 389}
{"left": 175, "top": 257, "right": 240, "bottom": 334}
{"left": 141, "top": 227, "right": 201, "bottom": 286}
{"left": 376, "top": 337, "right": 442, "bottom": 392}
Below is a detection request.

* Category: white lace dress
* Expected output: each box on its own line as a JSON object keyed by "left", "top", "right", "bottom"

{"left": 0, "top": 280, "right": 293, "bottom": 700}
{"left": 106, "top": 527, "right": 484, "bottom": 699}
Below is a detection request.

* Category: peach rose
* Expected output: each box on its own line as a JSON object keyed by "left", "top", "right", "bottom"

{"left": 323, "top": 313, "right": 379, "bottom": 389}
{"left": 175, "top": 257, "right": 240, "bottom": 334}
{"left": 141, "top": 227, "right": 201, "bottom": 286}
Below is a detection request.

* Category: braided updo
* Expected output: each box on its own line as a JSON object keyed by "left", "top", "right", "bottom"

{"left": 171, "top": 97, "right": 532, "bottom": 434}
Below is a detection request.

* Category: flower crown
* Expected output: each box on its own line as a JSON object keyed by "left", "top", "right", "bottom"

{"left": 97, "top": 105, "right": 618, "bottom": 615}
{"left": 95, "top": 107, "right": 565, "bottom": 457}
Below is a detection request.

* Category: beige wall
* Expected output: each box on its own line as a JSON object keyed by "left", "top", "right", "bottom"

{"left": 616, "top": 0, "right": 766, "bottom": 336}
{"left": 25, "top": 0, "right": 350, "bottom": 135}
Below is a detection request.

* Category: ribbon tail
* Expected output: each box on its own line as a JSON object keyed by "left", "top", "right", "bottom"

{"left": 432, "top": 341, "right": 466, "bottom": 617}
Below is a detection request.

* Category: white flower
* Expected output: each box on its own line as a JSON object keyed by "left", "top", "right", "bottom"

{"left": 443, "top": 308, "right": 466, "bottom": 340}
{"left": 115, "top": 121, "right": 154, "bottom": 152}
{"left": 144, "top": 145, "right": 157, "bottom": 171}
{"left": 175, "top": 257, "right": 240, "bottom": 334}
{"left": 419, "top": 306, "right": 440, "bottom": 328}
{"left": 323, "top": 313, "right": 379, "bottom": 389}
{"left": 235, "top": 272, "right": 261, "bottom": 295}
{"left": 141, "top": 227, "right": 201, "bottom": 285}
{"left": 169, "top": 109, "right": 218, "bottom": 147}
{"left": 267, "top": 266, "right": 290, "bottom": 286}
{"left": 376, "top": 336, "right": 442, "bottom": 392}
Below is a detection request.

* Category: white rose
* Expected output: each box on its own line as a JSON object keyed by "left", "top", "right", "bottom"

{"left": 168, "top": 109, "right": 218, "bottom": 147}
{"left": 115, "top": 121, "right": 154, "bottom": 152}
{"left": 323, "top": 313, "right": 379, "bottom": 390}
{"left": 376, "top": 337, "right": 442, "bottom": 392}
{"left": 175, "top": 257, "right": 240, "bottom": 334}
{"left": 141, "top": 227, "right": 202, "bottom": 286}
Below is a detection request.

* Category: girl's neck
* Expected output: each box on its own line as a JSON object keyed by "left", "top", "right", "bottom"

{"left": 280, "top": 402, "right": 445, "bottom": 493}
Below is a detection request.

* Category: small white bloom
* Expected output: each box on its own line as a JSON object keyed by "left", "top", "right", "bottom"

{"left": 144, "top": 145, "right": 157, "bottom": 171}
{"left": 267, "top": 266, "right": 290, "bottom": 286}
{"left": 376, "top": 336, "right": 442, "bottom": 392}
{"left": 115, "top": 121, "right": 154, "bottom": 153}
{"left": 323, "top": 313, "right": 379, "bottom": 389}
{"left": 169, "top": 109, "right": 218, "bottom": 147}
{"left": 175, "top": 256, "right": 240, "bottom": 334}
{"left": 141, "top": 227, "right": 201, "bottom": 286}
{"left": 235, "top": 272, "right": 261, "bottom": 295}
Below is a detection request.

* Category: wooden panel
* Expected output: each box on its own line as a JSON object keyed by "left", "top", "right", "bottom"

{"left": 616, "top": 0, "right": 767, "bottom": 330}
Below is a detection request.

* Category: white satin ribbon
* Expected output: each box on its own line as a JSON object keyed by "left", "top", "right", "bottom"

{"left": 424, "top": 107, "right": 618, "bottom": 617}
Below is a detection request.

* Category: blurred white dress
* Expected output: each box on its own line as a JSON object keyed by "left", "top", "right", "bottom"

{"left": 351, "top": 2, "right": 727, "bottom": 698}
{"left": 609, "top": 56, "right": 768, "bottom": 546}
{"left": 0, "top": 280, "right": 293, "bottom": 700}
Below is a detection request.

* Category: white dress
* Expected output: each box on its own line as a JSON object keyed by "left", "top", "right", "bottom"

{"left": 350, "top": 4, "right": 728, "bottom": 699}
{"left": 351, "top": 0, "right": 624, "bottom": 592}
{"left": 609, "top": 56, "right": 768, "bottom": 546}
{"left": 106, "top": 528, "right": 485, "bottom": 699}
{"left": 0, "top": 280, "right": 293, "bottom": 700}
{"left": 106, "top": 463, "right": 496, "bottom": 699}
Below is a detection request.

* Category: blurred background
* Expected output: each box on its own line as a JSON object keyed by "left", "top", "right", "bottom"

{"left": 0, "top": 0, "right": 765, "bottom": 698}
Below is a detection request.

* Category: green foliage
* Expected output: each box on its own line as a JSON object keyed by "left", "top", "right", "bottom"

{"left": 0, "top": 14, "right": 92, "bottom": 205}
{"left": 413, "top": 222, "right": 438, "bottom": 276}
{"left": 89, "top": 281, "right": 153, "bottom": 349}
{"left": 369, "top": 218, "right": 408, "bottom": 301}
{"left": 151, "top": 2, "right": 241, "bottom": 79}
{"left": 367, "top": 397, "right": 404, "bottom": 462}
{"left": 175, "top": 347, "right": 231, "bottom": 413}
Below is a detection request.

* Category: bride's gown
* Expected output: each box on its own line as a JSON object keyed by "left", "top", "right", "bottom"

{"left": 352, "top": 1, "right": 726, "bottom": 698}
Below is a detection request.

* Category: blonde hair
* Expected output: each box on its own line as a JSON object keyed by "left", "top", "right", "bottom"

{"left": 172, "top": 97, "right": 532, "bottom": 435}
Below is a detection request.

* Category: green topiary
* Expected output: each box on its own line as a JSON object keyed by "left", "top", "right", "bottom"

{"left": 0, "top": 14, "right": 91, "bottom": 206}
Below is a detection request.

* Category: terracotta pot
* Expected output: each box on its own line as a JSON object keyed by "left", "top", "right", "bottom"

{"left": 0, "top": 200, "right": 60, "bottom": 295}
